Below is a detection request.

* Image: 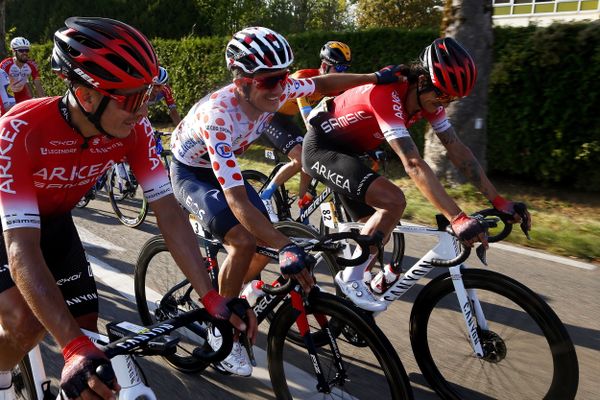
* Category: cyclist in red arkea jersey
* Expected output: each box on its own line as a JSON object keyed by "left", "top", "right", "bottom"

{"left": 260, "top": 41, "right": 352, "bottom": 218}
{"left": 0, "top": 17, "right": 252, "bottom": 400}
{"left": 169, "top": 26, "right": 402, "bottom": 376}
{"left": 0, "top": 37, "right": 45, "bottom": 103}
{"left": 303, "top": 37, "right": 531, "bottom": 312}
{"left": 148, "top": 66, "right": 182, "bottom": 125}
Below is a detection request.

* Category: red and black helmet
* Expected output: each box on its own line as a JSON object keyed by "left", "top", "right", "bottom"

{"left": 420, "top": 37, "right": 477, "bottom": 98}
{"left": 52, "top": 17, "right": 159, "bottom": 90}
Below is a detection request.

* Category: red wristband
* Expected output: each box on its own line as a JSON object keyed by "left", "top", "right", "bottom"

{"left": 451, "top": 212, "right": 469, "bottom": 224}
{"left": 62, "top": 335, "right": 95, "bottom": 359}
{"left": 491, "top": 195, "right": 509, "bottom": 209}
{"left": 201, "top": 289, "right": 221, "bottom": 307}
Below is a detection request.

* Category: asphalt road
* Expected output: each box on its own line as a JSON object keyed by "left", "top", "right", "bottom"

{"left": 33, "top": 194, "right": 599, "bottom": 399}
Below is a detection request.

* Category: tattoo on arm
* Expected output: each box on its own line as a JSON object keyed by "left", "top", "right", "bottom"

{"left": 436, "top": 128, "right": 458, "bottom": 146}
{"left": 397, "top": 137, "right": 418, "bottom": 155}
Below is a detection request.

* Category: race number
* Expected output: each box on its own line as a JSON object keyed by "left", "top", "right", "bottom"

{"left": 188, "top": 214, "right": 205, "bottom": 238}
{"left": 320, "top": 201, "right": 338, "bottom": 229}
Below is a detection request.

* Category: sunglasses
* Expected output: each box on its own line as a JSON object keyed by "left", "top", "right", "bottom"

{"left": 96, "top": 85, "right": 153, "bottom": 113}
{"left": 16, "top": 49, "right": 29, "bottom": 53}
{"left": 240, "top": 71, "right": 289, "bottom": 90}
{"left": 430, "top": 86, "right": 459, "bottom": 104}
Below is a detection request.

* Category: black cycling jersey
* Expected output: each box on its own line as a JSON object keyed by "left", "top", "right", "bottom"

{"left": 0, "top": 213, "right": 98, "bottom": 317}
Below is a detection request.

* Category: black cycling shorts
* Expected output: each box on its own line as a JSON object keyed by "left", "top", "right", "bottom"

{"left": 302, "top": 119, "right": 380, "bottom": 221}
{"left": 0, "top": 213, "right": 98, "bottom": 318}
{"left": 170, "top": 159, "right": 268, "bottom": 242}
{"left": 263, "top": 113, "right": 304, "bottom": 155}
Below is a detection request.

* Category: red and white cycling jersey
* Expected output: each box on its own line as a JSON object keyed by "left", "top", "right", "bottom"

{"left": 0, "top": 97, "right": 172, "bottom": 230}
{"left": 170, "top": 77, "right": 316, "bottom": 190}
{"left": 0, "top": 58, "right": 40, "bottom": 102}
{"left": 148, "top": 84, "right": 176, "bottom": 109}
{"left": 314, "top": 81, "right": 451, "bottom": 152}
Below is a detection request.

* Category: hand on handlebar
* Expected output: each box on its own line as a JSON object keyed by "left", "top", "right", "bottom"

{"left": 492, "top": 196, "right": 532, "bottom": 228}
{"left": 279, "top": 243, "right": 315, "bottom": 294}
{"left": 60, "top": 335, "right": 120, "bottom": 400}
{"left": 450, "top": 212, "right": 489, "bottom": 248}
{"left": 201, "top": 290, "right": 258, "bottom": 345}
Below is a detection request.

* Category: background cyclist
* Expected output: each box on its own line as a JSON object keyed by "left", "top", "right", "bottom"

{"left": 0, "top": 69, "right": 15, "bottom": 115}
{"left": 149, "top": 65, "right": 182, "bottom": 125}
{"left": 169, "top": 26, "right": 401, "bottom": 377}
{"left": 302, "top": 37, "right": 531, "bottom": 312}
{"left": 0, "top": 36, "right": 45, "bottom": 103}
{"left": 260, "top": 41, "right": 353, "bottom": 219}
{"left": 0, "top": 17, "right": 252, "bottom": 400}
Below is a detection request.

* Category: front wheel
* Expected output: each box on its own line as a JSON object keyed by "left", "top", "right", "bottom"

{"left": 410, "top": 268, "right": 578, "bottom": 400}
{"left": 243, "top": 169, "right": 288, "bottom": 220}
{"left": 268, "top": 292, "right": 413, "bottom": 400}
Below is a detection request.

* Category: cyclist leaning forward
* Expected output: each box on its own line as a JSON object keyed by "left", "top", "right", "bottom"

{"left": 303, "top": 37, "right": 531, "bottom": 312}
{"left": 260, "top": 41, "right": 353, "bottom": 218}
{"left": 169, "top": 26, "right": 403, "bottom": 376}
{"left": 0, "top": 17, "right": 252, "bottom": 400}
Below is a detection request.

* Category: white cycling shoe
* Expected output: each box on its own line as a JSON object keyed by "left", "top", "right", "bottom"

{"left": 335, "top": 271, "right": 387, "bottom": 312}
{"left": 261, "top": 198, "right": 279, "bottom": 223}
{"left": 0, "top": 385, "right": 16, "bottom": 400}
{"left": 208, "top": 328, "right": 253, "bottom": 377}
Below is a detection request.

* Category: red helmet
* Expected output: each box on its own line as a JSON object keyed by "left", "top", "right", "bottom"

{"left": 420, "top": 37, "right": 477, "bottom": 98}
{"left": 52, "top": 17, "right": 158, "bottom": 90}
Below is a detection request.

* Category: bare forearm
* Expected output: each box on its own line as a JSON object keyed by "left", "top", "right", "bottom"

{"left": 33, "top": 80, "right": 45, "bottom": 97}
{"left": 312, "top": 73, "right": 376, "bottom": 95}
{"left": 407, "top": 162, "right": 461, "bottom": 220}
{"left": 169, "top": 108, "right": 182, "bottom": 125}
{"left": 152, "top": 197, "right": 213, "bottom": 297}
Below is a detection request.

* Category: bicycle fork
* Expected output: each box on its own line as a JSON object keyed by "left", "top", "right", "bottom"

{"left": 290, "top": 290, "right": 345, "bottom": 394}
{"left": 449, "top": 266, "right": 487, "bottom": 358}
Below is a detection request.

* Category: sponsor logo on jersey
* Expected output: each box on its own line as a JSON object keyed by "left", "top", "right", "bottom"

{"left": 215, "top": 142, "right": 232, "bottom": 159}
{"left": 50, "top": 140, "right": 78, "bottom": 147}
{"left": 40, "top": 147, "right": 78, "bottom": 155}
{"left": 0, "top": 118, "right": 29, "bottom": 194}
{"left": 65, "top": 292, "right": 98, "bottom": 307}
{"left": 391, "top": 90, "right": 404, "bottom": 119}
{"left": 310, "top": 161, "right": 350, "bottom": 192}
{"left": 320, "top": 111, "right": 372, "bottom": 134}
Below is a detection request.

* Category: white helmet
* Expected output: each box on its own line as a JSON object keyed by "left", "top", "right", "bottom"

{"left": 10, "top": 37, "right": 31, "bottom": 50}
{"left": 225, "top": 27, "right": 293, "bottom": 74}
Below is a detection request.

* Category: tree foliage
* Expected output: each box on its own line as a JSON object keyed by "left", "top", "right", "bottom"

{"left": 354, "top": 0, "right": 443, "bottom": 30}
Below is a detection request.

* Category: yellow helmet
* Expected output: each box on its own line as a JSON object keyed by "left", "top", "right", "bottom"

{"left": 320, "top": 41, "right": 351, "bottom": 67}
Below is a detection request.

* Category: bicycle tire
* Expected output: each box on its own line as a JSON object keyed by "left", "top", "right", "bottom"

{"left": 410, "top": 268, "right": 578, "bottom": 400}
{"left": 268, "top": 292, "right": 413, "bottom": 400}
{"left": 108, "top": 167, "right": 149, "bottom": 228}
{"left": 74, "top": 195, "right": 91, "bottom": 209}
{"left": 13, "top": 357, "right": 37, "bottom": 400}
{"left": 134, "top": 235, "right": 209, "bottom": 373}
{"left": 243, "top": 169, "right": 287, "bottom": 220}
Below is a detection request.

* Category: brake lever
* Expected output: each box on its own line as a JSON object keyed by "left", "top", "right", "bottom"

{"left": 240, "top": 332, "right": 257, "bottom": 367}
{"left": 476, "top": 244, "right": 488, "bottom": 266}
{"left": 514, "top": 203, "right": 531, "bottom": 240}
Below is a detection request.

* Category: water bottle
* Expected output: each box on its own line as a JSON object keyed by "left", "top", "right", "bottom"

{"left": 370, "top": 264, "right": 400, "bottom": 294}
{"left": 240, "top": 280, "right": 264, "bottom": 306}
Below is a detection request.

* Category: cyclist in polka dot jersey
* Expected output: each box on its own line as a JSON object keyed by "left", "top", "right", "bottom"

{"left": 170, "top": 26, "right": 403, "bottom": 377}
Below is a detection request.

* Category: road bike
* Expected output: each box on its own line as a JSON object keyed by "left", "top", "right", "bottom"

{"left": 108, "top": 130, "right": 172, "bottom": 228}
{"left": 11, "top": 304, "right": 235, "bottom": 399}
{"left": 322, "top": 208, "right": 579, "bottom": 399}
{"left": 134, "top": 219, "right": 414, "bottom": 399}
{"left": 243, "top": 147, "right": 405, "bottom": 270}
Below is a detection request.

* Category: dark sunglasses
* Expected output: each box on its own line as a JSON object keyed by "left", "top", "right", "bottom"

{"left": 96, "top": 85, "right": 153, "bottom": 113}
{"left": 240, "top": 71, "right": 289, "bottom": 90}
{"left": 16, "top": 49, "right": 29, "bottom": 53}
{"left": 333, "top": 64, "right": 350, "bottom": 73}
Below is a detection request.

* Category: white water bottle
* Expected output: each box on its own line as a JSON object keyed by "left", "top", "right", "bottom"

{"left": 370, "top": 264, "right": 400, "bottom": 294}
{"left": 241, "top": 280, "right": 264, "bottom": 306}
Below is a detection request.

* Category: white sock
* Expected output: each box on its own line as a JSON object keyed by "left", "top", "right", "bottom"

{"left": 341, "top": 251, "right": 376, "bottom": 282}
{"left": 0, "top": 370, "right": 11, "bottom": 389}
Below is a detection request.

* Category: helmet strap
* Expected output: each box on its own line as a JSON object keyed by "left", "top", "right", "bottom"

{"left": 69, "top": 85, "right": 114, "bottom": 138}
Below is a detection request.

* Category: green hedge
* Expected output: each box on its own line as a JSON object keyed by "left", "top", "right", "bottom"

{"left": 29, "top": 24, "right": 600, "bottom": 191}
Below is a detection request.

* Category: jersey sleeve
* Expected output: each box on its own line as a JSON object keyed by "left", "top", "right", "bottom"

{"left": 281, "top": 78, "right": 316, "bottom": 104}
{"left": 28, "top": 61, "right": 41, "bottom": 79}
{"left": 125, "top": 118, "right": 173, "bottom": 202}
{"left": 161, "top": 85, "right": 177, "bottom": 109}
{"left": 369, "top": 85, "right": 411, "bottom": 142}
{"left": 0, "top": 117, "right": 41, "bottom": 230}
{"left": 423, "top": 107, "right": 452, "bottom": 133}
{"left": 200, "top": 107, "right": 245, "bottom": 190}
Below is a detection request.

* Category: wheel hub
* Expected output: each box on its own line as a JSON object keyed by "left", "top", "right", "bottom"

{"left": 480, "top": 330, "right": 507, "bottom": 363}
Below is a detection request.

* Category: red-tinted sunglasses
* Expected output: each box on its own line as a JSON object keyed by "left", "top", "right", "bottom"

{"left": 240, "top": 71, "right": 289, "bottom": 90}
{"left": 432, "top": 86, "right": 459, "bottom": 103}
{"left": 96, "top": 84, "right": 153, "bottom": 113}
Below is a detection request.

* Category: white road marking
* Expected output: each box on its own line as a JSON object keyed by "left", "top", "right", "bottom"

{"left": 490, "top": 242, "right": 597, "bottom": 270}
{"left": 88, "top": 255, "right": 334, "bottom": 398}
